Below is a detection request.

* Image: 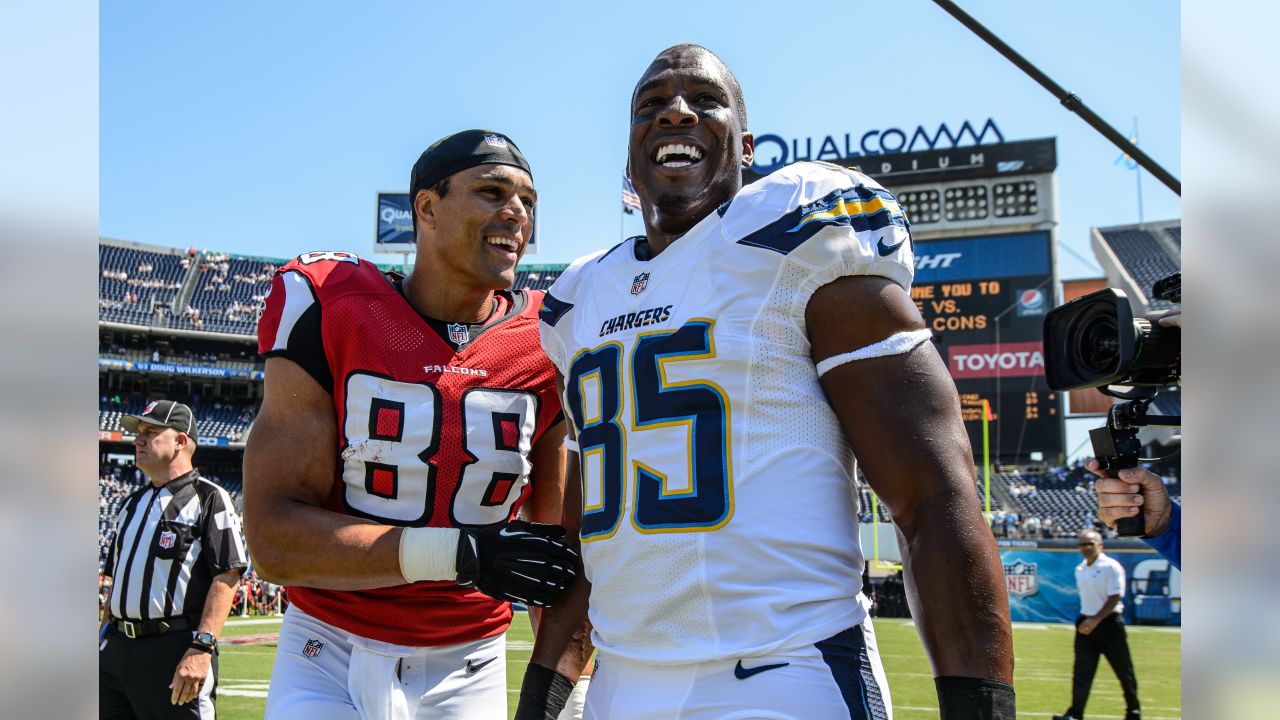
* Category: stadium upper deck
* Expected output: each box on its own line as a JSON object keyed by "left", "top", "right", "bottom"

{"left": 98, "top": 238, "right": 569, "bottom": 337}
{"left": 1091, "top": 219, "right": 1181, "bottom": 310}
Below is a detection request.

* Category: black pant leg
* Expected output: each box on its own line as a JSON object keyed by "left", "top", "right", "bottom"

{"left": 99, "top": 629, "right": 138, "bottom": 720}
{"left": 125, "top": 631, "right": 216, "bottom": 720}
{"left": 1098, "top": 615, "right": 1141, "bottom": 714}
{"left": 1068, "top": 616, "right": 1102, "bottom": 718}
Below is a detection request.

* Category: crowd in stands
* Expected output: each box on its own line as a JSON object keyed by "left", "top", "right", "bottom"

{"left": 231, "top": 570, "right": 291, "bottom": 617}
{"left": 99, "top": 460, "right": 145, "bottom": 570}
{"left": 989, "top": 508, "right": 1064, "bottom": 539}
{"left": 101, "top": 341, "right": 261, "bottom": 371}
{"left": 100, "top": 240, "right": 572, "bottom": 335}
{"left": 176, "top": 254, "right": 278, "bottom": 334}
{"left": 850, "top": 457, "right": 1179, "bottom": 541}
{"left": 99, "top": 394, "right": 259, "bottom": 443}
{"left": 99, "top": 246, "right": 190, "bottom": 325}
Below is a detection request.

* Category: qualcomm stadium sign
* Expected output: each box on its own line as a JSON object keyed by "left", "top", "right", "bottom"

{"left": 750, "top": 118, "right": 1005, "bottom": 175}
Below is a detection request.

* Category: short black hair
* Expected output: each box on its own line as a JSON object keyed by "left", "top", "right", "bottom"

{"left": 647, "top": 44, "right": 748, "bottom": 130}
{"left": 411, "top": 176, "right": 450, "bottom": 233}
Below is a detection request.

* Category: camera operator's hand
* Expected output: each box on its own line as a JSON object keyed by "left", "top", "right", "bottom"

{"left": 1157, "top": 309, "right": 1182, "bottom": 329}
{"left": 1085, "top": 459, "right": 1174, "bottom": 537}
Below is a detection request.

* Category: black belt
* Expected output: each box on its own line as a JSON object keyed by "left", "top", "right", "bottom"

{"left": 113, "top": 616, "right": 193, "bottom": 639}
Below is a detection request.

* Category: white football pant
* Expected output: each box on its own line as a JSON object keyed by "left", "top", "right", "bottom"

{"left": 265, "top": 605, "right": 506, "bottom": 720}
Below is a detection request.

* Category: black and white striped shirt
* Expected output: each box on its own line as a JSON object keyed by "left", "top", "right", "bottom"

{"left": 105, "top": 470, "right": 248, "bottom": 622}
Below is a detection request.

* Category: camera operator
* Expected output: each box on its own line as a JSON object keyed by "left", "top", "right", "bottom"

{"left": 1087, "top": 310, "right": 1182, "bottom": 569}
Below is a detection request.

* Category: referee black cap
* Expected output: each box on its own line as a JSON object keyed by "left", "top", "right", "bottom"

{"left": 122, "top": 399, "right": 197, "bottom": 440}
{"left": 410, "top": 129, "right": 532, "bottom": 209}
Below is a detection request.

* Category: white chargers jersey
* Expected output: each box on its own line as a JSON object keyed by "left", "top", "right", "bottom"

{"left": 539, "top": 161, "right": 915, "bottom": 664}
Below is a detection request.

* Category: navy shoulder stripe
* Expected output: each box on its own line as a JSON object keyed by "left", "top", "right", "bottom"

{"left": 539, "top": 292, "right": 573, "bottom": 328}
{"left": 736, "top": 184, "right": 907, "bottom": 256}
{"left": 596, "top": 237, "right": 643, "bottom": 264}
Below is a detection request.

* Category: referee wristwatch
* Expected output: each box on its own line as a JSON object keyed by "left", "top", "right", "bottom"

{"left": 191, "top": 631, "right": 217, "bottom": 653}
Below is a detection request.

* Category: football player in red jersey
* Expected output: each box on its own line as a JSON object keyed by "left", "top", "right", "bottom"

{"left": 245, "top": 129, "right": 578, "bottom": 720}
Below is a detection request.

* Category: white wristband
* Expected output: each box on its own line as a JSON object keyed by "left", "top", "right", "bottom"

{"left": 563, "top": 437, "right": 580, "bottom": 453}
{"left": 399, "top": 527, "right": 461, "bottom": 583}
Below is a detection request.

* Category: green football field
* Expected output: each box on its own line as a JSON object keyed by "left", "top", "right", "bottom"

{"left": 216, "top": 614, "right": 1181, "bottom": 719}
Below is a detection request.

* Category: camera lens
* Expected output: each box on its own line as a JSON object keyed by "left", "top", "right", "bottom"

{"left": 1078, "top": 314, "right": 1119, "bottom": 373}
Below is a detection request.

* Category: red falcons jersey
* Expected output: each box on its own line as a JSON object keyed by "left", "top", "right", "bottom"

{"left": 256, "top": 250, "right": 561, "bottom": 646}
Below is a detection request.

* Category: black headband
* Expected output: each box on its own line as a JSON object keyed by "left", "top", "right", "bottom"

{"left": 410, "top": 129, "right": 532, "bottom": 206}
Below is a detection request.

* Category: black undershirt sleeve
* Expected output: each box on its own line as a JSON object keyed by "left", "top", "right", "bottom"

{"left": 261, "top": 301, "right": 333, "bottom": 395}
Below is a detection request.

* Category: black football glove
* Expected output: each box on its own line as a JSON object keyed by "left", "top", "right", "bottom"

{"left": 456, "top": 520, "right": 578, "bottom": 607}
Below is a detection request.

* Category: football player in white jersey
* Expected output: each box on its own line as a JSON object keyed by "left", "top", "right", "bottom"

{"left": 515, "top": 45, "right": 1015, "bottom": 720}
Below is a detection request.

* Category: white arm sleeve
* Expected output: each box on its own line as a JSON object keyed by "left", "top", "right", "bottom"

{"left": 815, "top": 329, "right": 933, "bottom": 377}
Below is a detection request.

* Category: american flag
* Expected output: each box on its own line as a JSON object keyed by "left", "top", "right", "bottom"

{"left": 622, "top": 175, "right": 641, "bottom": 213}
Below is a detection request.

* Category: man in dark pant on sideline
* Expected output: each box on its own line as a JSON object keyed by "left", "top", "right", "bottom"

{"left": 100, "top": 400, "right": 248, "bottom": 718}
{"left": 1055, "top": 529, "right": 1140, "bottom": 720}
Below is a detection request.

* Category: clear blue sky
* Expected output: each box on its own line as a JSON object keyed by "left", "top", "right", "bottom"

{"left": 101, "top": 0, "right": 1179, "bottom": 279}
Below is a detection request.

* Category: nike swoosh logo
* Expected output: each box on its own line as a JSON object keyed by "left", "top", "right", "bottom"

{"left": 877, "top": 235, "right": 905, "bottom": 257}
{"left": 734, "top": 659, "right": 790, "bottom": 680}
{"left": 466, "top": 656, "right": 498, "bottom": 674}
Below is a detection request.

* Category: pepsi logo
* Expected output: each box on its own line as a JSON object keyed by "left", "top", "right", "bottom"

{"left": 1019, "top": 289, "right": 1045, "bottom": 310}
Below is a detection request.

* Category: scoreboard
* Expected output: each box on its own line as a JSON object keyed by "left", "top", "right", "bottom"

{"left": 911, "top": 231, "right": 1064, "bottom": 462}
{"left": 742, "top": 135, "right": 1066, "bottom": 462}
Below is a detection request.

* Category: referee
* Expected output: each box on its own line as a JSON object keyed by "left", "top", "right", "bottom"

{"left": 100, "top": 400, "right": 248, "bottom": 719}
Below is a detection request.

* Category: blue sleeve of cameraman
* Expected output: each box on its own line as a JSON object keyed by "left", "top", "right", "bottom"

{"left": 1143, "top": 502, "right": 1180, "bottom": 570}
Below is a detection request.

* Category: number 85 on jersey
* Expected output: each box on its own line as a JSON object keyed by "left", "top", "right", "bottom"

{"left": 565, "top": 319, "right": 733, "bottom": 541}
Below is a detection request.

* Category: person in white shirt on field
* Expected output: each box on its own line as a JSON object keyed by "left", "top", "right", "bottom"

{"left": 1054, "top": 530, "right": 1140, "bottom": 720}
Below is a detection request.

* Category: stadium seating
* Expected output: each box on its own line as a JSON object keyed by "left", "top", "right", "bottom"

{"left": 1096, "top": 226, "right": 1180, "bottom": 308}
{"left": 855, "top": 474, "right": 1005, "bottom": 525}
{"left": 99, "top": 240, "right": 569, "bottom": 336}
{"left": 513, "top": 269, "right": 562, "bottom": 291}
{"left": 172, "top": 254, "right": 276, "bottom": 335}
{"left": 99, "top": 395, "right": 257, "bottom": 442}
{"left": 98, "top": 244, "right": 189, "bottom": 326}
{"left": 101, "top": 346, "right": 261, "bottom": 372}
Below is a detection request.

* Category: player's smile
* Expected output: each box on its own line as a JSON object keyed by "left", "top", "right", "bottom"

{"left": 482, "top": 228, "right": 523, "bottom": 262}
{"left": 650, "top": 139, "right": 706, "bottom": 171}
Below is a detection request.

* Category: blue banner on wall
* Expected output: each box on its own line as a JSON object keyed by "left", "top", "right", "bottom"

{"left": 1000, "top": 547, "right": 1180, "bottom": 626}
{"left": 98, "top": 358, "right": 265, "bottom": 381}
{"left": 913, "top": 232, "right": 1051, "bottom": 283}
{"left": 376, "top": 191, "right": 540, "bottom": 255}
{"left": 377, "top": 192, "right": 415, "bottom": 249}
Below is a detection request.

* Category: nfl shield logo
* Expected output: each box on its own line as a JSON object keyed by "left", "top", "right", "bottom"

{"left": 1004, "top": 560, "right": 1039, "bottom": 598}
{"left": 158, "top": 531, "right": 177, "bottom": 549}
{"left": 631, "top": 272, "right": 650, "bottom": 296}
{"left": 303, "top": 638, "right": 325, "bottom": 659}
{"left": 483, "top": 134, "right": 508, "bottom": 148}
{"left": 447, "top": 323, "right": 470, "bottom": 346}
{"left": 142, "top": 401, "right": 158, "bottom": 415}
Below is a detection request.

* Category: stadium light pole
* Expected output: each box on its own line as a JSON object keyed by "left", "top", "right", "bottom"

{"left": 932, "top": 0, "right": 1181, "bottom": 196}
